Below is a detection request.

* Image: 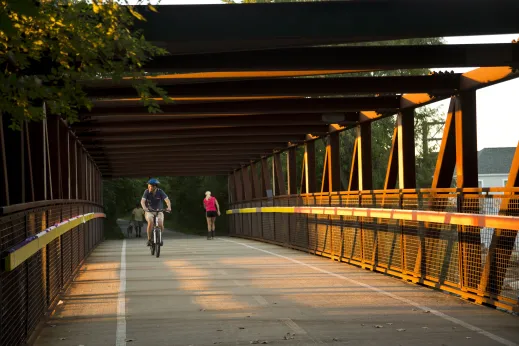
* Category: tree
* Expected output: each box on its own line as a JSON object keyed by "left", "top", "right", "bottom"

{"left": 0, "top": 0, "right": 171, "bottom": 130}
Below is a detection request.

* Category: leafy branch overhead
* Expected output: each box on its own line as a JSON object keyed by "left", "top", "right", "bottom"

{"left": 0, "top": 0, "right": 171, "bottom": 130}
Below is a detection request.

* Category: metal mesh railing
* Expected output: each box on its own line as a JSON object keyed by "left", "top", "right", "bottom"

{"left": 229, "top": 187, "right": 519, "bottom": 313}
{"left": 0, "top": 201, "right": 104, "bottom": 346}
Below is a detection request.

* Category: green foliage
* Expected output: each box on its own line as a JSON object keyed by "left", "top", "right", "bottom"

{"left": 0, "top": 0, "right": 171, "bottom": 130}
{"left": 103, "top": 176, "right": 229, "bottom": 236}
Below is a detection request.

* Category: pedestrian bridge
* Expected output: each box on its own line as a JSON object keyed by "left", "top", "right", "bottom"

{"left": 1, "top": 1, "right": 519, "bottom": 345}
{"left": 28, "top": 224, "right": 519, "bottom": 346}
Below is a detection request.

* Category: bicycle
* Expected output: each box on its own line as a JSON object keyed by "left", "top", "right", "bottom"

{"left": 147, "top": 209, "right": 169, "bottom": 258}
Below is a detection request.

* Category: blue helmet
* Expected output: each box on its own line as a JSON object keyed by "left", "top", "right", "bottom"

{"left": 147, "top": 178, "right": 160, "bottom": 186}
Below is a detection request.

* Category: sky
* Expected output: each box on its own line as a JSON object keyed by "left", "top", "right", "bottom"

{"left": 134, "top": 0, "right": 519, "bottom": 151}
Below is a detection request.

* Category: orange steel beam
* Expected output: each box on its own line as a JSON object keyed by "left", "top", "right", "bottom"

{"left": 82, "top": 70, "right": 373, "bottom": 88}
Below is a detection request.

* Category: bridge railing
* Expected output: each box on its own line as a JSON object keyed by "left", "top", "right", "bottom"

{"left": 0, "top": 200, "right": 104, "bottom": 346}
{"left": 228, "top": 187, "right": 519, "bottom": 313}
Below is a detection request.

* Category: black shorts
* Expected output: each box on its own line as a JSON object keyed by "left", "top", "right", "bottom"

{"left": 206, "top": 211, "right": 218, "bottom": 217}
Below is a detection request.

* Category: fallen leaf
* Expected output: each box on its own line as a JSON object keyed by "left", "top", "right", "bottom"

{"left": 333, "top": 338, "right": 339, "bottom": 341}
{"left": 397, "top": 329, "right": 406, "bottom": 332}
{"left": 386, "top": 323, "right": 393, "bottom": 325}
{"left": 374, "top": 325, "right": 383, "bottom": 328}
{"left": 57, "top": 300, "right": 64, "bottom": 305}
{"left": 239, "top": 327, "right": 245, "bottom": 329}
{"left": 126, "top": 339, "right": 134, "bottom": 342}
{"left": 59, "top": 338, "right": 66, "bottom": 340}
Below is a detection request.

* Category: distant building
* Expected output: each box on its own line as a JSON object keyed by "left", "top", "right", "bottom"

{"left": 477, "top": 147, "right": 516, "bottom": 187}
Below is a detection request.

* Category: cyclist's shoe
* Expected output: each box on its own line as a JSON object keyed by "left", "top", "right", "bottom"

{"left": 160, "top": 241, "right": 163, "bottom": 246}
{"left": 147, "top": 239, "right": 152, "bottom": 246}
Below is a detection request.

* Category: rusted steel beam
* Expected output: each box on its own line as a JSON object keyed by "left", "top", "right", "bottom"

{"left": 358, "top": 123, "right": 372, "bottom": 190}
{"left": 432, "top": 98, "right": 457, "bottom": 189}
{"left": 106, "top": 171, "right": 229, "bottom": 178}
{"left": 234, "top": 170, "right": 244, "bottom": 202}
{"left": 251, "top": 161, "right": 262, "bottom": 199}
{"left": 60, "top": 121, "right": 70, "bottom": 199}
{"left": 47, "top": 114, "right": 61, "bottom": 199}
{"left": 83, "top": 71, "right": 363, "bottom": 89}
{"left": 88, "top": 143, "right": 284, "bottom": 155}
{"left": 133, "top": 2, "right": 519, "bottom": 55}
{"left": 287, "top": 147, "right": 297, "bottom": 195}
{"left": 69, "top": 134, "right": 77, "bottom": 199}
{"left": 95, "top": 153, "right": 263, "bottom": 163}
{"left": 242, "top": 166, "right": 253, "bottom": 201}
{"left": 73, "top": 113, "right": 345, "bottom": 131}
{"left": 454, "top": 91, "right": 481, "bottom": 291}
{"left": 274, "top": 152, "right": 287, "bottom": 196}
{"left": 83, "top": 136, "right": 305, "bottom": 149}
{"left": 348, "top": 138, "right": 359, "bottom": 191}
{"left": 141, "top": 43, "right": 519, "bottom": 72}
{"left": 24, "top": 122, "right": 35, "bottom": 202}
{"left": 304, "top": 141, "right": 317, "bottom": 193}
{"left": 261, "top": 157, "right": 272, "bottom": 198}
{"left": 383, "top": 126, "right": 399, "bottom": 190}
{"left": 84, "top": 74, "right": 463, "bottom": 98}
{"left": 397, "top": 109, "right": 416, "bottom": 189}
{"left": 27, "top": 120, "right": 45, "bottom": 201}
{"left": 329, "top": 133, "right": 341, "bottom": 192}
{"left": 455, "top": 92, "right": 479, "bottom": 188}
{"left": 92, "top": 151, "right": 265, "bottom": 160}
{"left": 75, "top": 126, "right": 332, "bottom": 140}
{"left": 84, "top": 97, "right": 400, "bottom": 117}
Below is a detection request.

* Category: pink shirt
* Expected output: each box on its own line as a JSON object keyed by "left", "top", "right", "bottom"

{"left": 203, "top": 197, "right": 217, "bottom": 211}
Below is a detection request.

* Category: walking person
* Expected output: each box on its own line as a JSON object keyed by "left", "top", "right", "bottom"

{"left": 203, "top": 191, "right": 220, "bottom": 239}
{"left": 131, "top": 203, "right": 145, "bottom": 238}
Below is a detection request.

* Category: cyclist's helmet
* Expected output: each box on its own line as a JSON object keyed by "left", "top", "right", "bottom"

{"left": 147, "top": 178, "right": 160, "bottom": 186}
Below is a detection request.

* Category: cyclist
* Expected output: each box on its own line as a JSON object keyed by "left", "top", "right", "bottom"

{"left": 131, "top": 203, "right": 145, "bottom": 238}
{"left": 141, "top": 178, "right": 172, "bottom": 246}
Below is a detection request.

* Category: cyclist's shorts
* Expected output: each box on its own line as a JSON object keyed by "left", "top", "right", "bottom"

{"left": 145, "top": 212, "right": 164, "bottom": 223}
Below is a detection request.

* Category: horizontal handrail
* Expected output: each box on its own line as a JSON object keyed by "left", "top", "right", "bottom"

{"left": 0, "top": 199, "right": 103, "bottom": 216}
{"left": 1, "top": 212, "right": 106, "bottom": 271}
{"left": 226, "top": 206, "right": 519, "bottom": 231}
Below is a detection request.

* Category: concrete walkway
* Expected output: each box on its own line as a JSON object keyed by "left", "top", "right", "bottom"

{"left": 33, "top": 222, "right": 519, "bottom": 346}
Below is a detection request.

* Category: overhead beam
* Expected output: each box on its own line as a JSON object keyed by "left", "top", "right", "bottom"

{"left": 74, "top": 126, "right": 333, "bottom": 140}
{"left": 83, "top": 97, "right": 400, "bottom": 117}
{"left": 139, "top": 43, "right": 519, "bottom": 73}
{"left": 83, "top": 74, "right": 463, "bottom": 98}
{"left": 82, "top": 136, "right": 306, "bottom": 149}
{"left": 132, "top": 2, "right": 519, "bottom": 55}
{"left": 87, "top": 143, "right": 286, "bottom": 154}
{"left": 73, "top": 113, "right": 357, "bottom": 131}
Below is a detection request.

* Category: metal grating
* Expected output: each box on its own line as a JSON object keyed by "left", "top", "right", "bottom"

{"left": 0, "top": 203, "right": 103, "bottom": 345}
{"left": 230, "top": 188, "right": 519, "bottom": 312}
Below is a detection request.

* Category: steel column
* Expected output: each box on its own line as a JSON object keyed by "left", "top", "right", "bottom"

{"left": 432, "top": 98, "right": 457, "bottom": 189}
{"left": 46, "top": 115, "right": 61, "bottom": 199}
{"left": 287, "top": 147, "right": 297, "bottom": 195}
{"left": 274, "top": 152, "right": 287, "bottom": 196}
{"left": 397, "top": 109, "right": 416, "bottom": 189}
{"left": 303, "top": 141, "right": 317, "bottom": 193}
{"left": 250, "top": 161, "right": 261, "bottom": 199}
{"left": 455, "top": 92, "right": 481, "bottom": 291}
{"left": 357, "top": 124, "right": 373, "bottom": 190}
{"left": 260, "top": 157, "right": 272, "bottom": 197}
{"left": 242, "top": 166, "right": 253, "bottom": 201}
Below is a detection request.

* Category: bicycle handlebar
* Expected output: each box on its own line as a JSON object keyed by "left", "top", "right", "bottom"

{"left": 147, "top": 209, "right": 171, "bottom": 213}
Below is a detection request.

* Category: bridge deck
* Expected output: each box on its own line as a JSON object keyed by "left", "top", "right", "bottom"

{"left": 32, "top": 223, "right": 519, "bottom": 346}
